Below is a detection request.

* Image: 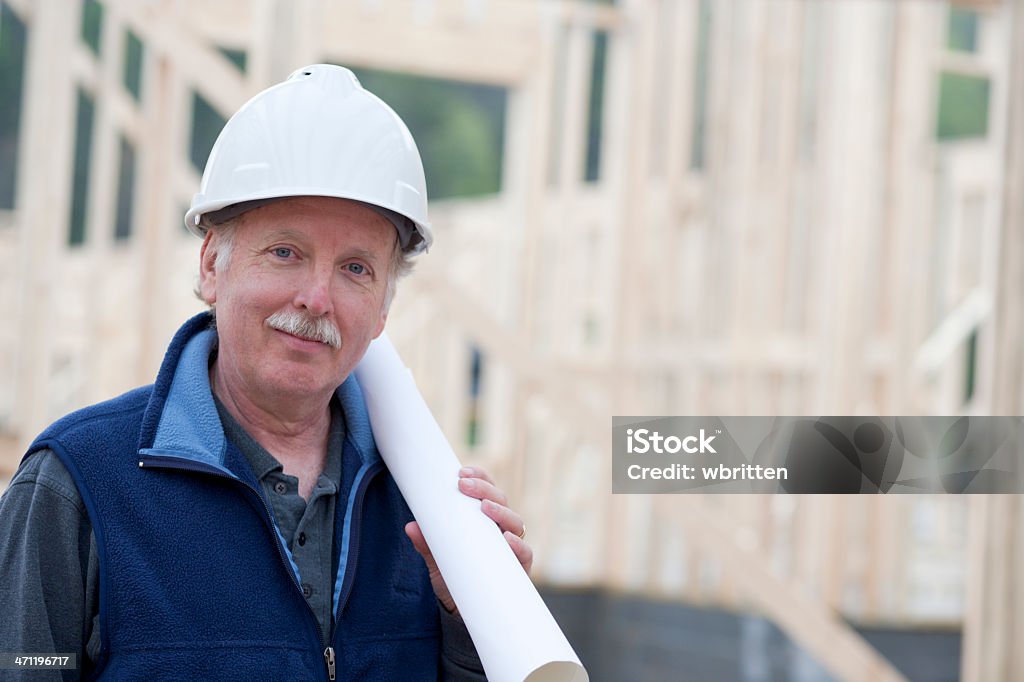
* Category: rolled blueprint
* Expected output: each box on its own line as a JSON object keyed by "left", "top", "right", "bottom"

{"left": 354, "top": 333, "right": 588, "bottom": 682}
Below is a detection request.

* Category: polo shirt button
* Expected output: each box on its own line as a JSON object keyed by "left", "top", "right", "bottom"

{"left": 298, "top": 532, "right": 306, "bottom": 546}
{"left": 274, "top": 481, "right": 287, "bottom": 495}
{"left": 302, "top": 584, "right": 313, "bottom": 598}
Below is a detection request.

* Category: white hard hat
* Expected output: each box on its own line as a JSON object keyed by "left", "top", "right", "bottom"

{"left": 184, "top": 64, "right": 432, "bottom": 254}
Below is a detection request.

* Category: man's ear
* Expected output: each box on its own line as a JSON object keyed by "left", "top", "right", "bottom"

{"left": 372, "top": 308, "right": 388, "bottom": 340}
{"left": 198, "top": 231, "right": 219, "bottom": 305}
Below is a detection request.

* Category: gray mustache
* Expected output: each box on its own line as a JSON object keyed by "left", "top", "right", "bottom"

{"left": 265, "top": 310, "right": 341, "bottom": 348}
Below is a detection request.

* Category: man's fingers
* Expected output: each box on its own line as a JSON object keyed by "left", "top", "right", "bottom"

{"left": 458, "top": 466, "right": 495, "bottom": 486}
{"left": 457, "top": 476, "right": 508, "bottom": 506}
{"left": 480, "top": 499, "right": 525, "bottom": 538}
{"left": 406, "top": 521, "right": 458, "bottom": 614}
{"left": 404, "top": 521, "right": 431, "bottom": 560}
{"left": 426, "top": 467, "right": 534, "bottom": 576}
{"left": 503, "top": 531, "right": 534, "bottom": 574}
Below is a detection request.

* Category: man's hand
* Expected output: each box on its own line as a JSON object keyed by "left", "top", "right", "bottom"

{"left": 404, "top": 466, "right": 533, "bottom": 616}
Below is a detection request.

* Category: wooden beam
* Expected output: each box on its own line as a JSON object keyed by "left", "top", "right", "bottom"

{"left": 321, "top": 26, "right": 538, "bottom": 86}
{"left": 661, "top": 497, "right": 910, "bottom": 682}
{"left": 413, "top": 266, "right": 609, "bottom": 439}
{"left": 109, "top": 0, "right": 250, "bottom": 117}
{"left": 12, "top": 0, "right": 79, "bottom": 448}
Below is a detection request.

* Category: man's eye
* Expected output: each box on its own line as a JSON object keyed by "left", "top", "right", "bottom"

{"left": 346, "top": 263, "right": 366, "bottom": 275}
{"left": 272, "top": 247, "right": 293, "bottom": 258}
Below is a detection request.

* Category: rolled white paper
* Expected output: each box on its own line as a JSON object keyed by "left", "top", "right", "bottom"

{"left": 354, "top": 333, "right": 588, "bottom": 682}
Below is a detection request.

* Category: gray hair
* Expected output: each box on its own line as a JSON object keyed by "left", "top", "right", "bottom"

{"left": 195, "top": 214, "right": 415, "bottom": 311}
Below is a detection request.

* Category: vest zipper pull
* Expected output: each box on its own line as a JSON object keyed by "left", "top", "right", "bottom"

{"left": 324, "top": 646, "right": 336, "bottom": 680}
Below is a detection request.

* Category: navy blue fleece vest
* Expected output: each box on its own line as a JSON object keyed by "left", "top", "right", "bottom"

{"left": 27, "top": 313, "right": 440, "bottom": 681}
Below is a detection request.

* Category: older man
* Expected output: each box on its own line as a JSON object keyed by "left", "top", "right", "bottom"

{"left": 0, "top": 65, "right": 530, "bottom": 680}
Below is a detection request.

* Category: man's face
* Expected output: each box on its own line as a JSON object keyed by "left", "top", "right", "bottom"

{"left": 198, "top": 196, "right": 395, "bottom": 405}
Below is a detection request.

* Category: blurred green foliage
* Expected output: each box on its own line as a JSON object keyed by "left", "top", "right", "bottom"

{"left": 936, "top": 72, "right": 989, "bottom": 141}
{"left": 186, "top": 49, "right": 245, "bottom": 174}
{"left": 964, "top": 329, "right": 977, "bottom": 404}
{"left": 114, "top": 134, "right": 136, "bottom": 241}
{"left": 947, "top": 8, "right": 978, "bottom": 53}
{"left": 0, "top": 1, "right": 27, "bottom": 209}
{"left": 585, "top": 31, "right": 607, "bottom": 183}
{"left": 189, "top": 91, "right": 226, "bottom": 174}
{"left": 123, "top": 29, "right": 144, "bottom": 101}
{"left": 352, "top": 68, "right": 506, "bottom": 200}
{"left": 69, "top": 88, "right": 95, "bottom": 246}
{"left": 691, "top": 0, "right": 712, "bottom": 170}
{"left": 218, "top": 47, "right": 247, "bottom": 75}
{"left": 81, "top": 0, "right": 103, "bottom": 56}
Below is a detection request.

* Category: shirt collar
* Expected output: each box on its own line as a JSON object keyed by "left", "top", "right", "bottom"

{"left": 213, "top": 393, "right": 346, "bottom": 485}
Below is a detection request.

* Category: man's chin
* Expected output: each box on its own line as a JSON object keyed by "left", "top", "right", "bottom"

{"left": 257, "top": 362, "right": 343, "bottom": 399}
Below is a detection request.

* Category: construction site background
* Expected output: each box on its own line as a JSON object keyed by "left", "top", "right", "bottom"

{"left": 1, "top": 1, "right": 1023, "bottom": 680}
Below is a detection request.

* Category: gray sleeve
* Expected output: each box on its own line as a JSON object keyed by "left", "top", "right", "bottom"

{"left": 439, "top": 605, "right": 487, "bottom": 681}
{"left": 0, "top": 449, "right": 100, "bottom": 681}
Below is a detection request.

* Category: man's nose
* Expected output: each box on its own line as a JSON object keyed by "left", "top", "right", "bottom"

{"left": 293, "top": 266, "right": 333, "bottom": 316}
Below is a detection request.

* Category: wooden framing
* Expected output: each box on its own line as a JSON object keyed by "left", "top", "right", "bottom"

{"left": 1, "top": 0, "right": 1021, "bottom": 678}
